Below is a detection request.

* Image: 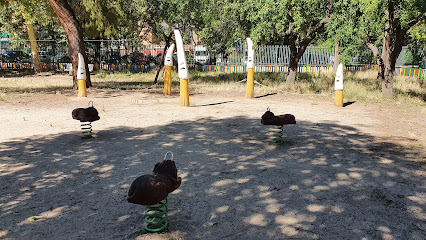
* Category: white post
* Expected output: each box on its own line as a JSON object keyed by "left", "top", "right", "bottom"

{"left": 163, "top": 44, "right": 175, "bottom": 95}
{"left": 334, "top": 63, "right": 344, "bottom": 107}
{"left": 246, "top": 38, "right": 255, "bottom": 98}
{"left": 77, "top": 53, "right": 87, "bottom": 97}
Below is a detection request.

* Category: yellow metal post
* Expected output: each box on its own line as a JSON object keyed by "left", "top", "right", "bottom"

{"left": 180, "top": 79, "right": 190, "bottom": 106}
{"left": 334, "top": 90, "right": 343, "bottom": 107}
{"left": 246, "top": 68, "right": 254, "bottom": 98}
{"left": 164, "top": 66, "right": 172, "bottom": 95}
{"left": 78, "top": 80, "right": 87, "bottom": 97}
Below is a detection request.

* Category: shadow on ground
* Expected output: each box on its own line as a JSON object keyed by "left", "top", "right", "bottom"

{"left": 0, "top": 116, "right": 424, "bottom": 239}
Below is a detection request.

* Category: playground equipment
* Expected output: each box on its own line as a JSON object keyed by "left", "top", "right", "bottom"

{"left": 144, "top": 197, "right": 168, "bottom": 232}
{"left": 334, "top": 63, "right": 344, "bottom": 107}
{"left": 261, "top": 108, "right": 296, "bottom": 144}
{"left": 163, "top": 44, "right": 175, "bottom": 96}
{"left": 77, "top": 53, "right": 87, "bottom": 97}
{"left": 72, "top": 101, "right": 100, "bottom": 139}
{"left": 246, "top": 38, "right": 255, "bottom": 98}
{"left": 174, "top": 29, "right": 189, "bottom": 106}
{"left": 127, "top": 151, "right": 181, "bottom": 232}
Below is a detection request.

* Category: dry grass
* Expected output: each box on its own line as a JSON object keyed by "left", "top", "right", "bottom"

{"left": 0, "top": 72, "right": 72, "bottom": 92}
{"left": 0, "top": 69, "right": 424, "bottom": 105}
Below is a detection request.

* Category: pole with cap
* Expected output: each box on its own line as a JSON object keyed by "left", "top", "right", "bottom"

{"left": 334, "top": 63, "right": 344, "bottom": 107}
{"left": 163, "top": 44, "right": 175, "bottom": 96}
{"left": 246, "top": 38, "right": 255, "bottom": 98}
{"left": 77, "top": 53, "right": 87, "bottom": 97}
{"left": 174, "top": 29, "right": 189, "bottom": 106}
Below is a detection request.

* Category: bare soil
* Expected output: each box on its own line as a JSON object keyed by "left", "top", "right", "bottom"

{"left": 0, "top": 74, "right": 425, "bottom": 240}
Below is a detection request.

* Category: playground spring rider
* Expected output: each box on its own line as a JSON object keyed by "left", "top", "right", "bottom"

{"left": 127, "top": 151, "right": 181, "bottom": 232}
{"left": 261, "top": 107, "right": 296, "bottom": 144}
{"left": 144, "top": 152, "right": 175, "bottom": 232}
{"left": 72, "top": 101, "right": 100, "bottom": 139}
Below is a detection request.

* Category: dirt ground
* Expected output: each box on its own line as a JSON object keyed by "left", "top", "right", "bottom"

{"left": 0, "top": 75, "right": 425, "bottom": 240}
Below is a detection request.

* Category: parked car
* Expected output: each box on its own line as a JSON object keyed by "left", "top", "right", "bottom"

{"left": 194, "top": 45, "right": 212, "bottom": 65}
{"left": 58, "top": 55, "right": 71, "bottom": 63}
{"left": 1, "top": 50, "right": 31, "bottom": 62}
{"left": 117, "top": 54, "right": 128, "bottom": 63}
{"left": 38, "top": 51, "right": 53, "bottom": 63}
{"left": 130, "top": 52, "right": 150, "bottom": 64}
{"left": 106, "top": 52, "right": 121, "bottom": 63}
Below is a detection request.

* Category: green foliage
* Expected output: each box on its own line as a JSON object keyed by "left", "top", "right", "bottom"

{"left": 70, "top": 0, "right": 126, "bottom": 39}
{"left": 409, "top": 23, "right": 426, "bottom": 44}
{"left": 138, "top": 0, "right": 202, "bottom": 43}
{"left": 401, "top": 51, "right": 414, "bottom": 65}
{"left": 197, "top": 0, "right": 332, "bottom": 55}
{"left": 0, "top": 0, "right": 56, "bottom": 40}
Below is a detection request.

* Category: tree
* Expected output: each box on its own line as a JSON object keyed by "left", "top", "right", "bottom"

{"left": 358, "top": 0, "right": 425, "bottom": 98}
{"left": 196, "top": 0, "right": 249, "bottom": 56}
{"left": 68, "top": 0, "right": 130, "bottom": 63}
{"left": 47, "top": 0, "right": 91, "bottom": 89}
{"left": 324, "top": 0, "right": 364, "bottom": 74}
{"left": 0, "top": 0, "right": 55, "bottom": 72}
{"left": 139, "top": 0, "right": 202, "bottom": 84}
{"left": 380, "top": 0, "right": 425, "bottom": 98}
{"left": 197, "top": 0, "right": 332, "bottom": 86}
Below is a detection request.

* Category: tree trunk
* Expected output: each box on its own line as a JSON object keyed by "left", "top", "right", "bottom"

{"left": 380, "top": 3, "right": 418, "bottom": 99}
{"left": 47, "top": 0, "right": 91, "bottom": 89}
{"left": 366, "top": 39, "right": 384, "bottom": 79}
{"left": 382, "top": 62, "right": 394, "bottom": 98}
{"left": 153, "top": 33, "right": 173, "bottom": 85}
{"left": 285, "top": 16, "right": 331, "bottom": 86}
{"left": 332, "top": 41, "right": 341, "bottom": 75}
{"left": 286, "top": 33, "right": 298, "bottom": 85}
{"left": 381, "top": 30, "right": 398, "bottom": 99}
{"left": 26, "top": 23, "right": 42, "bottom": 72}
{"left": 286, "top": 50, "right": 298, "bottom": 85}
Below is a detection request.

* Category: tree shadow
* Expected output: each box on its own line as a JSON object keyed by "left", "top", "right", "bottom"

{"left": 394, "top": 89, "right": 426, "bottom": 101}
{"left": 343, "top": 101, "right": 357, "bottom": 107}
{"left": 93, "top": 81, "right": 158, "bottom": 90}
{"left": 0, "top": 69, "right": 36, "bottom": 78}
{"left": 0, "top": 116, "right": 424, "bottom": 239}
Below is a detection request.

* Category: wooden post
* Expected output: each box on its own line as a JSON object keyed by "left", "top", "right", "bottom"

{"left": 164, "top": 66, "right": 172, "bottom": 95}
{"left": 180, "top": 79, "right": 190, "bottom": 106}
{"left": 246, "top": 69, "right": 254, "bottom": 98}
{"left": 334, "top": 90, "right": 343, "bottom": 107}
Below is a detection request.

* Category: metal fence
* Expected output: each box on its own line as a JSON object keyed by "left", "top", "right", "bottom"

{"left": 0, "top": 39, "right": 422, "bottom": 68}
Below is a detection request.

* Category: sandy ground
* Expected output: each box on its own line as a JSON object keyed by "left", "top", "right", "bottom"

{"left": 0, "top": 80, "right": 425, "bottom": 240}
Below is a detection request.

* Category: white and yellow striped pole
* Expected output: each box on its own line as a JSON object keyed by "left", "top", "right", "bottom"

{"left": 246, "top": 38, "right": 255, "bottom": 98}
{"left": 334, "top": 63, "right": 344, "bottom": 107}
{"left": 174, "top": 29, "right": 189, "bottom": 106}
{"left": 163, "top": 44, "right": 175, "bottom": 96}
{"left": 77, "top": 53, "right": 87, "bottom": 97}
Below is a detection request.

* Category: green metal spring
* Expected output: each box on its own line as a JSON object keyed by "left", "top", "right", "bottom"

{"left": 81, "top": 122, "right": 92, "bottom": 139}
{"left": 272, "top": 125, "right": 284, "bottom": 145}
{"left": 144, "top": 197, "right": 168, "bottom": 232}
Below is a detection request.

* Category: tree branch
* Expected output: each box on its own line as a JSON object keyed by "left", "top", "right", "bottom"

{"left": 296, "top": 16, "right": 331, "bottom": 59}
